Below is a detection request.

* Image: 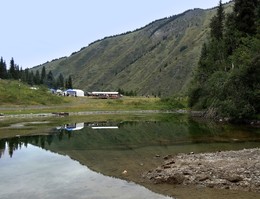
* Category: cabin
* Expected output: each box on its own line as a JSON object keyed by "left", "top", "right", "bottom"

{"left": 64, "top": 89, "right": 85, "bottom": 97}
{"left": 89, "top": 91, "right": 121, "bottom": 99}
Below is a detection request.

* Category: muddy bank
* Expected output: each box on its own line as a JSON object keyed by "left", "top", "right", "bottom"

{"left": 143, "top": 148, "right": 260, "bottom": 192}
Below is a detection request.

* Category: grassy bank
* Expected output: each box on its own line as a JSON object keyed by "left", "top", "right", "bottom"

{"left": 0, "top": 80, "right": 187, "bottom": 115}
{"left": 0, "top": 80, "right": 68, "bottom": 106}
{"left": 0, "top": 96, "right": 167, "bottom": 115}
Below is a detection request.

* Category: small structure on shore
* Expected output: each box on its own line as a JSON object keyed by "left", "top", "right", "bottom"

{"left": 64, "top": 89, "right": 84, "bottom": 97}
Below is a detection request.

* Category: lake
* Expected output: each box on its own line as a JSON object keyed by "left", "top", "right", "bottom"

{"left": 0, "top": 113, "right": 259, "bottom": 199}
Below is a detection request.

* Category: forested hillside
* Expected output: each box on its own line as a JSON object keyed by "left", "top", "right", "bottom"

{"left": 32, "top": 2, "right": 233, "bottom": 97}
{"left": 0, "top": 57, "right": 73, "bottom": 89}
{"left": 188, "top": 0, "right": 260, "bottom": 120}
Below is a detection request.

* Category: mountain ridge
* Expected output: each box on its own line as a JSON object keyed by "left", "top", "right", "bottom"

{"left": 32, "top": 2, "right": 233, "bottom": 97}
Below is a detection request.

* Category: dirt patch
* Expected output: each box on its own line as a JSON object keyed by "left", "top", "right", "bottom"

{"left": 143, "top": 148, "right": 260, "bottom": 192}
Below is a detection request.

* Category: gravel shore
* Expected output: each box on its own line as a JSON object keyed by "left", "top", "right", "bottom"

{"left": 143, "top": 148, "right": 260, "bottom": 192}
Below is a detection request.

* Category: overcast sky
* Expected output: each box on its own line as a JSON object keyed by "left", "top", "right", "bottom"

{"left": 0, "top": 0, "right": 230, "bottom": 68}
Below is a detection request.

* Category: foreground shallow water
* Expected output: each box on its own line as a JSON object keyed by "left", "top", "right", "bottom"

{"left": 0, "top": 113, "right": 260, "bottom": 198}
{"left": 0, "top": 143, "right": 172, "bottom": 199}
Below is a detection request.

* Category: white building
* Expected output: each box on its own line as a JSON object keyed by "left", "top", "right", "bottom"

{"left": 90, "top": 91, "right": 120, "bottom": 99}
{"left": 64, "top": 89, "right": 85, "bottom": 97}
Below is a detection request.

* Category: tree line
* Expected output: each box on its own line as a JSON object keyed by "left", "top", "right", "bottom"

{"left": 0, "top": 57, "right": 73, "bottom": 89}
{"left": 188, "top": 0, "right": 260, "bottom": 120}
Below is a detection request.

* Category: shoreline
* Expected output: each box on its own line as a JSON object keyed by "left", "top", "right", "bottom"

{"left": 1, "top": 110, "right": 259, "bottom": 128}
{"left": 0, "top": 110, "right": 186, "bottom": 119}
{"left": 143, "top": 148, "right": 260, "bottom": 193}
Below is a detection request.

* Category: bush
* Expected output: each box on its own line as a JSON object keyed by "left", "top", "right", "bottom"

{"left": 161, "top": 97, "right": 186, "bottom": 109}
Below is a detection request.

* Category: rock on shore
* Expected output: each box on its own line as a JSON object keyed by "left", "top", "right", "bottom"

{"left": 143, "top": 148, "right": 260, "bottom": 192}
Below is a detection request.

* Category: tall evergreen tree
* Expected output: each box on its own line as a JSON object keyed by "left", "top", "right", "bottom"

{"left": 21, "top": 68, "right": 29, "bottom": 83}
{"left": 208, "top": 1, "right": 226, "bottom": 69}
{"left": 65, "top": 75, "right": 73, "bottom": 89}
{"left": 256, "top": 1, "right": 260, "bottom": 35}
{"left": 8, "top": 58, "right": 20, "bottom": 80}
{"left": 34, "top": 70, "right": 41, "bottom": 85}
{"left": 57, "top": 73, "right": 64, "bottom": 88}
{"left": 28, "top": 71, "right": 35, "bottom": 86}
{"left": 234, "top": 0, "right": 258, "bottom": 35}
{"left": 196, "top": 43, "right": 210, "bottom": 83}
{"left": 46, "top": 70, "right": 55, "bottom": 88}
{"left": 210, "top": 0, "right": 225, "bottom": 40}
{"left": 0, "top": 57, "right": 7, "bottom": 79}
{"left": 9, "top": 57, "right": 15, "bottom": 79}
{"left": 41, "top": 66, "right": 46, "bottom": 84}
{"left": 224, "top": 12, "right": 240, "bottom": 56}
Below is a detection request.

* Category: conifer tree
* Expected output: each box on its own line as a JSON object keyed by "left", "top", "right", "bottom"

{"left": 46, "top": 70, "right": 55, "bottom": 88}
{"left": 34, "top": 70, "right": 41, "bottom": 85}
{"left": 256, "top": 1, "right": 260, "bottom": 35}
{"left": 234, "top": 0, "right": 258, "bottom": 35}
{"left": 0, "top": 57, "right": 7, "bottom": 79}
{"left": 41, "top": 66, "right": 46, "bottom": 84}
{"left": 65, "top": 75, "right": 73, "bottom": 89}
{"left": 28, "top": 71, "right": 35, "bottom": 86}
{"left": 57, "top": 73, "right": 64, "bottom": 88}
{"left": 21, "top": 68, "right": 29, "bottom": 83}
{"left": 210, "top": 0, "right": 225, "bottom": 40}
{"left": 9, "top": 57, "right": 15, "bottom": 79}
{"left": 196, "top": 43, "right": 210, "bottom": 83}
{"left": 224, "top": 12, "right": 239, "bottom": 56}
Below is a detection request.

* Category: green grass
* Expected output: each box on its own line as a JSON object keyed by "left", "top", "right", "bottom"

{"left": 0, "top": 80, "right": 68, "bottom": 106}
{"left": 0, "top": 80, "right": 189, "bottom": 115}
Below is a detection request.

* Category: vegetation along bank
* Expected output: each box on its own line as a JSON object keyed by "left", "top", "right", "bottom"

{"left": 188, "top": 0, "right": 260, "bottom": 121}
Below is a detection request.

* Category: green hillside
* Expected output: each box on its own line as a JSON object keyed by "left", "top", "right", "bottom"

{"left": 0, "top": 80, "right": 66, "bottom": 105}
{"left": 32, "top": 3, "right": 233, "bottom": 97}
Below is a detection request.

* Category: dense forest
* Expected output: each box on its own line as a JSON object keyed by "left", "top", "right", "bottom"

{"left": 0, "top": 57, "right": 72, "bottom": 89}
{"left": 188, "top": 0, "right": 260, "bottom": 120}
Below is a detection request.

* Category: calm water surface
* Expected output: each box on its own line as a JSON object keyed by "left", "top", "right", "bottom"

{"left": 0, "top": 113, "right": 259, "bottom": 199}
{"left": 0, "top": 143, "right": 172, "bottom": 199}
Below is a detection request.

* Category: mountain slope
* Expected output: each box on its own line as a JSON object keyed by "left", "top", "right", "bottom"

{"left": 32, "top": 3, "right": 233, "bottom": 97}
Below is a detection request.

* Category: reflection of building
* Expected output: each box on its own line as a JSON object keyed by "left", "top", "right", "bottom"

{"left": 85, "top": 121, "right": 119, "bottom": 130}
{"left": 91, "top": 126, "right": 118, "bottom": 129}
{"left": 64, "top": 123, "right": 85, "bottom": 131}
{"left": 56, "top": 122, "right": 120, "bottom": 131}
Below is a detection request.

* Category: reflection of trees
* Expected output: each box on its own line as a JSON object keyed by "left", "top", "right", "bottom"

{"left": 8, "top": 137, "right": 20, "bottom": 157}
{"left": 40, "top": 136, "right": 45, "bottom": 148}
{"left": 0, "top": 139, "right": 5, "bottom": 158}
{"left": 58, "top": 131, "right": 64, "bottom": 141}
{"left": 0, "top": 135, "right": 50, "bottom": 158}
{"left": 0, "top": 129, "right": 74, "bottom": 158}
{"left": 47, "top": 135, "right": 54, "bottom": 146}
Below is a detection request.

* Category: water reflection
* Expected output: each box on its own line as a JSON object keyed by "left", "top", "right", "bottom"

{"left": 0, "top": 143, "right": 173, "bottom": 199}
{"left": 56, "top": 121, "right": 119, "bottom": 131}
{"left": 57, "top": 123, "right": 85, "bottom": 131}
{"left": 1, "top": 117, "right": 260, "bottom": 158}
{"left": 1, "top": 114, "right": 260, "bottom": 199}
